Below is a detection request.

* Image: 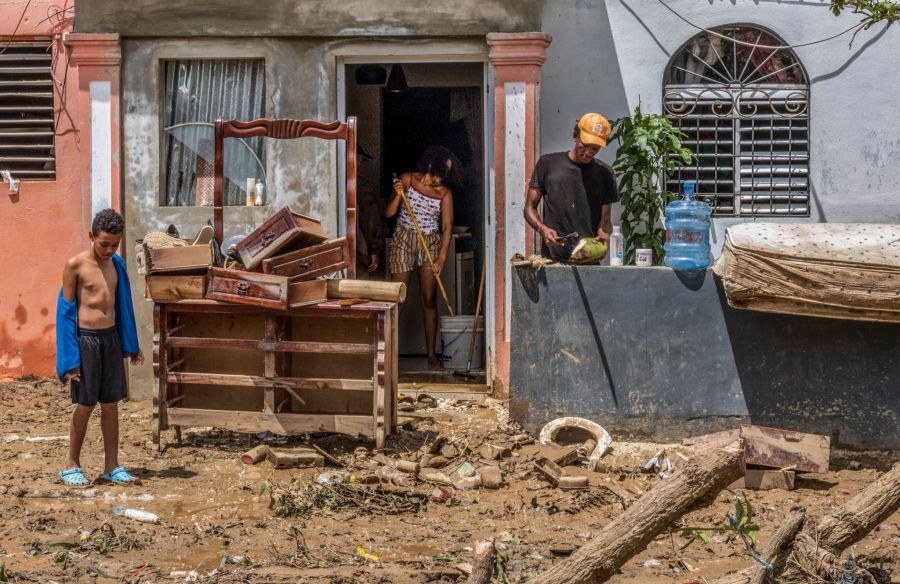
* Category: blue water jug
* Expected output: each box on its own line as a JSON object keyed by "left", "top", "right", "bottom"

{"left": 664, "top": 181, "right": 711, "bottom": 270}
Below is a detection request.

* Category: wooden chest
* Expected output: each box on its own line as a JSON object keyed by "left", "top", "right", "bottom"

{"left": 145, "top": 275, "right": 206, "bottom": 301}
{"left": 262, "top": 238, "right": 349, "bottom": 280}
{"left": 235, "top": 207, "right": 328, "bottom": 271}
{"left": 206, "top": 267, "right": 289, "bottom": 310}
{"left": 142, "top": 242, "right": 213, "bottom": 274}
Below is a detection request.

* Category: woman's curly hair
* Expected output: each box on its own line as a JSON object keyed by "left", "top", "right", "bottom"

{"left": 416, "top": 145, "right": 463, "bottom": 191}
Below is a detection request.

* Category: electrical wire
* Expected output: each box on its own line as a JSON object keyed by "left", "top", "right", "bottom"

{"left": 655, "top": 0, "right": 867, "bottom": 50}
{"left": 0, "top": 0, "right": 33, "bottom": 54}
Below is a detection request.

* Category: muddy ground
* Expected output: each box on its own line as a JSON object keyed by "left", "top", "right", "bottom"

{"left": 1, "top": 377, "right": 898, "bottom": 583}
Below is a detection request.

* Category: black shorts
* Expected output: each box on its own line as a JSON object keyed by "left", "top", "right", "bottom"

{"left": 71, "top": 326, "right": 128, "bottom": 406}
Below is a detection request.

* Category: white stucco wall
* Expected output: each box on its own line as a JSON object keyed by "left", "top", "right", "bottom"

{"left": 540, "top": 0, "right": 900, "bottom": 251}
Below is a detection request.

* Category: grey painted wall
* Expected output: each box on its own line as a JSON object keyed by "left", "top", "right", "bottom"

{"left": 76, "top": 0, "right": 541, "bottom": 37}
{"left": 510, "top": 266, "right": 900, "bottom": 450}
{"left": 540, "top": 0, "right": 900, "bottom": 254}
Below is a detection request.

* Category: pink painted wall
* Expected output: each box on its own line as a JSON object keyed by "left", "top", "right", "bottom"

{"left": 0, "top": 1, "right": 84, "bottom": 379}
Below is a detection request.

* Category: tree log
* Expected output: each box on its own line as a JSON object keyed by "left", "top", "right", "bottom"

{"left": 466, "top": 539, "right": 495, "bottom": 584}
{"left": 528, "top": 443, "right": 745, "bottom": 584}
{"left": 712, "top": 511, "right": 806, "bottom": 584}
{"left": 781, "top": 462, "right": 900, "bottom": 582}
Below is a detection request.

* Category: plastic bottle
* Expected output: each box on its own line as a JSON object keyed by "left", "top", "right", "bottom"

{"left": 663, "top": 180, "right": 712, "bottom": 270}
{"left": 111, "top": 504, "right": 160, "bottom": 524}
{"left": 609, "top": 226, "right": 624, "bottom": 266}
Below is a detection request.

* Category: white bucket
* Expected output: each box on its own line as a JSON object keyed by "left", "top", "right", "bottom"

{"left": 440, "top": 315, "right": 485, "bottom": 370}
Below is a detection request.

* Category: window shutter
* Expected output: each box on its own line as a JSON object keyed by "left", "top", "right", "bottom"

{"left": 0, "top": 40, "right": 55, "bottom": 180}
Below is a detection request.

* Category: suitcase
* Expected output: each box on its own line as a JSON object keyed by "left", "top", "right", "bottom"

{"left": 235, "top": 206, "right": 328, "bottom": 271}
{"left": 262, "top": 237, "right": 349, "bottom": 281}
{"left": 206, "top": 267, "right": 289, "bottom": 310}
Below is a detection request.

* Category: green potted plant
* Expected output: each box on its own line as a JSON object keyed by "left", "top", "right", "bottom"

{"left": 610, "top": 104, "right": 693, "bottom": 265}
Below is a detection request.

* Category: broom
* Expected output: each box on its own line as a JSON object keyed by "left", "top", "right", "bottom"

{"left": 453, "top": 260, "right": 486, "bottom": 380}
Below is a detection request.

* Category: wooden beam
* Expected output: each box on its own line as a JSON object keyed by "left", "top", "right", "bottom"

{"left": 166, "top": 336, "right": 373, "bottom": 354}
{"left": 166, "top": 408, "right": 374, "bottom": 437}
{"left": 167, "top": 372, "right": 373, "bottom": 391}
{"left": 743, "top": 469, "right": 795, "bottom": 491}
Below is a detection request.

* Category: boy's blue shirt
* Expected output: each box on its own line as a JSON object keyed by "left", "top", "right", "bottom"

{"left": 55, "top": 253, "right": 140, "bottom": 382}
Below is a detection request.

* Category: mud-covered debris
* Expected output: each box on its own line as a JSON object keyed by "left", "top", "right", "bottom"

{"left": 269, "top": 481, "right": 428, "bottom": 518}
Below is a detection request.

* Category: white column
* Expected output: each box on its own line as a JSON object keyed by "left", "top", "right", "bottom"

{"left": 503, "top": 81, "right": 526, "bottom": 342}
{"left": 89, "top": 80, "right": 112, "bottom": 217}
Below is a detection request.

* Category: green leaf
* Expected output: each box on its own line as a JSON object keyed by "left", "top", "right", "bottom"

{"left": 697, "top": 531, "right": 710, "bottom": 544}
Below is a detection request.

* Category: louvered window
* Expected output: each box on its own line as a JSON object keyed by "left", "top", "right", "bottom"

{"left": 663, "top": 26, "right": 809, "bottom": 217}
{"left": 0, "top": 40, "right": 55, "bottom": 180}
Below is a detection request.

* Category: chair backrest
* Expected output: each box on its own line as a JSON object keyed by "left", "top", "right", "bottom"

{"left": 213, "top": 116, "right": 358, "bottom": 278}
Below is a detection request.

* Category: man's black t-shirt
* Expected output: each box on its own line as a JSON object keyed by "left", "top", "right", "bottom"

{"left": 528, "top": 152, "right": 618, "bottom": 261}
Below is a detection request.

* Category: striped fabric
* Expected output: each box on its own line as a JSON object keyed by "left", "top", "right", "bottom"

{"left": 389, "top": 225, "right": 441, "bottom": 274}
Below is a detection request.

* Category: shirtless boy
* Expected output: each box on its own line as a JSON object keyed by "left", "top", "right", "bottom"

{"left": 56, "top": 208, "right": 143, "bottom": 486}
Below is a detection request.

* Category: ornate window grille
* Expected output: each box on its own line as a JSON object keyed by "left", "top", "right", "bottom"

{"left": 663, "top": 26, "right": 809, "bottom": 216}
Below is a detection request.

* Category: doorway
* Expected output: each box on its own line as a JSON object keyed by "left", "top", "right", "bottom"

{"left": 343, "top": 61, "right": 488, "bottom": 389}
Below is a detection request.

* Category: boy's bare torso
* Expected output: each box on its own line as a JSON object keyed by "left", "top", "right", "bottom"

{"left": 64, "top": 249, "right": 118, "bottom": 330}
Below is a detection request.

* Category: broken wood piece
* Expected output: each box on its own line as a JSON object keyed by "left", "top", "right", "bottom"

{"left": 311, "top": 444, "right": 343, "bottom": 467}
{"left": 549, "top": 544, "right": 577, "bottom": 556}
{"left": 743, "top": 468, "right": 795, "bottom": 491}
{"left": 267, "top": 447, "right": 324, "bottom": 469}
{"left": 558, "top": 476, "right": 589, "bottom": 490}
{"left": 552, "top": 446, "right": 585, "bottom": 468}
{"left": 683, "top": 428, "right": 741, "bottom": 448}
{"left": 428, "top": 436, "right": 447, "bottom": 455}
{"left": 466, "top": 539, "right": 496, "bottom": 584}
{"left": 533, "top": 457, "right": 588, "bottom": 490}
{"left": 740, "top": 424, "right": 830, "bottom": 473}
{"left": 527, "top": 443, "right": 745, "bottom": 584}
{"left": 241, "top": 444, "right": 269, "bottom": 465}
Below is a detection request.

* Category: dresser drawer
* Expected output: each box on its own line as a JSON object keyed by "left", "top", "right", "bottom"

{"left": 206, "top": 268, "right": 289, "bottom": 310}
{"left": 143, "top": 242, "right": 213, "bottom": 274}
{"left": 235, "top": 207, "right": 328, "bottom": 271}
{"left": 262, "top": 238, "right": 349, "bottom": 281}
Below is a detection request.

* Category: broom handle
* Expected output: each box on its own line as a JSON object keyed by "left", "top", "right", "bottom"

{"left": 465, "top": 260, "right": 486, "bottom": 372}
{"left": 393, "top": 176, "right": 455, "bottom": 316}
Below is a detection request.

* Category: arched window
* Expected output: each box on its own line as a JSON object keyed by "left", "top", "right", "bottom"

{"left": 664, "top": 26, "right": 809, "bottom": 216}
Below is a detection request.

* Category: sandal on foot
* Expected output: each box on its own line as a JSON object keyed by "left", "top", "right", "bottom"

{"left": 59, "top": 467, "right": 91, "bottom": 487}
{"left": 97, "top": 466, "right": 140, "bottom": 485}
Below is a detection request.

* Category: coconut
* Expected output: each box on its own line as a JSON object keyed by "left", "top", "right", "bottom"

{"left": 569, "top": 237, "right": 607, "bottom": 265}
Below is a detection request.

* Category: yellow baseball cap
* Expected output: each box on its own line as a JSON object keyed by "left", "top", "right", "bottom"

{"left": 577, "top": 113, "right": 611, "bottom": 148}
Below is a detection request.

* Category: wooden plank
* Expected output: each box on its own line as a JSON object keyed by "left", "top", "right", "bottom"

{"left": 683, "top": 428, "right": 742, "bottom": 448}
{"left": 266, "top": 447, "right": 324, "bottom": 469}
{"left": 264, "top": 315, "right": 276, "bottom": 413}
{"left": 374, "top": 312, "right": 386, "bottom": 448}
{"left": 743, "top": 469, "right": 796, "bottom": 491}
{"left": 166, "top": 408, "right": 374, "bottom": 437}
{"left": 167, "top": 372, "right": 373, "bottom": 391}
{"left": 741, "top": 424, "right": 830, "bottom": 473}
{"left": 166, "top": 336, "right": 373, "bottom": 353}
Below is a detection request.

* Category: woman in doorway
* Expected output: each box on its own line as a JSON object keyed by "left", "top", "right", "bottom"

{"left": 385, "top": 145, "right": 461, "bottom": 369}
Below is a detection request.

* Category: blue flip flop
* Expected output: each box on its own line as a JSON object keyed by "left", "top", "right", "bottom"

{"left": 59, "top": 467, "right": 91, "bottom": 487}
{"left": 97, "top": 466, "right": 140, "bottom": 486}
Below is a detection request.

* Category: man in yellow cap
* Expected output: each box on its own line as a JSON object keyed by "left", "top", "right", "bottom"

{"left": 524, "top": 113, "right": 618, "bottom": 262}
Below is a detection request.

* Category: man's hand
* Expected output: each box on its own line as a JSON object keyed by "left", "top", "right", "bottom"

{"left": 595, "top": 228, "right": 611, "bottom": 246}
{"left": 540, "top": 226, "right": 562, "bottom": 247}
{"left": 130, "top": 349, "right": 145, "bottom": 366}
{"left": 367, "top": 254, "right": 379, "bottom": 273}
{"left": 431, "top": 254, "right": 446, "bottom": 276}
{"left": 63, "top": 370, "right": 81, "bottom": 384}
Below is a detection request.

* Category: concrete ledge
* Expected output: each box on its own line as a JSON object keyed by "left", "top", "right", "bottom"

{"left": 510, "top": 265, "right": 900, "bottom": 450}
